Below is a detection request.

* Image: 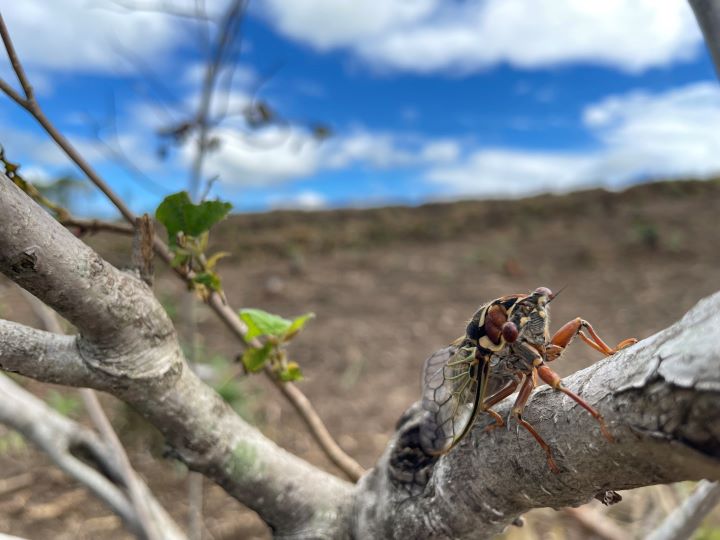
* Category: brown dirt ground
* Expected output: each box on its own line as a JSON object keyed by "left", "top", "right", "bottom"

{"left": 2, "top": 179, "right": 720, "bottom": 539}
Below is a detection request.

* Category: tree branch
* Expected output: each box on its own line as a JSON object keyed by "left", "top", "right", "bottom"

{"left": 0, "top": 375, "right": 185, "bottom": 539}
{"left": 0, "top": 174, "right": 353, "bottom": 536}
{"left": 647, "top": 481, "right": 720, "bottom": 540}
{"left": 351, "top": 291, "right": 720, "bottom": 539}
{"left": 689, "top": 0, "right": 720, "bottom": 80}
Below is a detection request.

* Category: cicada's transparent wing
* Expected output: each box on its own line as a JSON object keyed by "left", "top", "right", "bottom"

{"left": 419, "top": 344, "right": 483, "bottom": 455}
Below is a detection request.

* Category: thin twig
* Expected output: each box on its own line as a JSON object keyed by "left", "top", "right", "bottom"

{"left": 207, "top": 293, "right": 366, "bottom": 481}
{"left": 0, "top": 15, "right": 33, "bottom": 100}
{"left": 61, "top": 217, "right": 135, "bottom": 236}
{"left": 562, "top": 507, "right": 626, "bottom": 540}
{"left": 80, "top": 389, "right": 163, "bottom": 540}
{"left": 189, "top": 0, "right": 245, "bottom": 200}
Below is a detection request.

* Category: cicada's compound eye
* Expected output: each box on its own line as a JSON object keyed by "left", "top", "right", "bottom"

{"left": 534, "top": 286, "right": 553, "bottom": 298}
{"left": 502, "top": 321, "right": 519, "bottom": 343}
{"left": 465, "top": 319, "right": 482, "bottom": 342}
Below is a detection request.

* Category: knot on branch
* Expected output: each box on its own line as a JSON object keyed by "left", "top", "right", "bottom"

{"left": 388, "top": 403, "right": 438, "bottom": 495}
{"left": 8, "top": 245, "right": 41, "bottom": 276}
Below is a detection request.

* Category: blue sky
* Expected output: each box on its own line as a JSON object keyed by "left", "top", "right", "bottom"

{"left": 0, "top": 1, "right": 718, "bottom": 216}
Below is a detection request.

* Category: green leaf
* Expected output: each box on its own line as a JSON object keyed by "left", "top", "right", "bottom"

{"left": 239, "top": 308, "right": 292, "bottom": 340}
{"left": 279, "top": 361, "right": 303, "bottom": 382}
{"left": 193, "top": 271, "right": 222, "bottom": 291}
{"left": 284, "top": 312, "right": 315, "bottom": 341}
{"left": 156, "top": 191, "right": 232, "bottom": 245}
{"left": 241, "top": 343, "right": 273, "bottom": 373}
{"left": 205, "top": 251, "right": 231, "bottom": 271}
{"left": 170, "top": 249, "right": 190, "bottom": 268}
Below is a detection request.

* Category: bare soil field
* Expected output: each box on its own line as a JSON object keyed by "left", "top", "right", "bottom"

{"left": 2, "top": 179, "right": 720, "bottom": 539}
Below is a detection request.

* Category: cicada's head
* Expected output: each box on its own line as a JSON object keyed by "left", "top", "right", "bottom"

{"left": 507, "top": 286, "right": 554, "bottom": 349}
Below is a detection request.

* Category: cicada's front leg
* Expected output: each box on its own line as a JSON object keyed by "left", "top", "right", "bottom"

{"left": 510, "top": 369, "right": 560, "bottom": 474}
{"left": 536, "top": 363, "right": 614, "bottom": 443}
{"left": 545, "top": 317, "right": 637, "bottom": 362}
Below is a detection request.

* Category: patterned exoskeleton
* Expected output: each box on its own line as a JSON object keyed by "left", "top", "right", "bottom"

{"left": 420, "top": 286, "right": 637, "bottom": 473}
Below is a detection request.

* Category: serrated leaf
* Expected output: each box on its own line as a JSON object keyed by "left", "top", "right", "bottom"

{"left": 279, "top": 361, "right": 303, "bottom": 382}
{"left": 193, "top": 271, "right": 222, "bottom": 291}
{"left": 284, "top": 312, "right": 315, "bottom": 341}
{"left": 239, "top": 308, "right": 292, "bottom": 340}
{"left": 156, "top": 191, "right": 232, "bottom": 246}
{"left": 241, "top": 343, "right": 273, "bottom": 373}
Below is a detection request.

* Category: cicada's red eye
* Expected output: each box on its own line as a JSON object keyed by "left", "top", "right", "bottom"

{"left": 502, "top": 321, "right": 519, "bottom": 342}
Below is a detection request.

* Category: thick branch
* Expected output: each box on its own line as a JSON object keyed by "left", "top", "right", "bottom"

{"left": 351, "top": 291, "right": 720, "bottom": 539}
{"left": 0, "top": 175, "right": 353, "bottom": 536}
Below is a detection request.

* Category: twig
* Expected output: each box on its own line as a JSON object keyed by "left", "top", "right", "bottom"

{"left": 0, "top": 374, "right": 186, "bottom": 539}
{"left": 61, "top": 217, "right": 134, "bottom": 236}
{"left": 132, "top": 214, "right": 155, "bottom": 287}
{"left": 0, "top": 15, "right": 34, "bottom": 100}
{"left": 646, "top": 481, "right": 720, "bottom": 540}
{"left": 207, "top": 293, "right": 366, "bottom": 481}
{"left": 562, "top": 507, "right": 626, "bottom": 540}
{"left": 189, "top": 0, "right": 246, "bottom": 200}
{"left": 0, "top": 10, "right": 364, "bottom": 482}
{"left": 0, "top": 473, "right": 33, "bottom": 496}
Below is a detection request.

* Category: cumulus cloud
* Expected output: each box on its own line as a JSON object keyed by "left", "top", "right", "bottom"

{"left": 427, "top": 82, "right": 720, "bottom": 197}
{"left": 0, "top": 0, "right": 180, "bottom": 73}
{"left": 262, "top": 0, "right": 702, "bottom": 73}
{"left": 269, "top": 190, "right": 328, "bottom": 210}
{"left": 197, "top": 128, "right": 466, "bottom": 186}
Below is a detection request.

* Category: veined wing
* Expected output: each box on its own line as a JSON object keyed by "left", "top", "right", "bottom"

{"left": 419, "top": 343, "right": 487, "bottom": 455}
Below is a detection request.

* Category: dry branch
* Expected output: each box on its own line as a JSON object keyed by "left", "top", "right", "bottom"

{"left": 0, "top": 375, "right": 184, "bottom": 539}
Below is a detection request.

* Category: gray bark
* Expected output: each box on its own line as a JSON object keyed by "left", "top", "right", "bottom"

{"left": 690, "top": 0, "right": 720, "bottom": 80}
{"left": 1, "top": 172, "right": 720, "bottom": 538}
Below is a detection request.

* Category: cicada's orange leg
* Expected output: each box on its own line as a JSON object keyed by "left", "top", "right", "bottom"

{"left": 480, "top": 379, "right": 520, "bottom": 432}
{"left": 545, "top": 318, "right": 637, "bottom": 361}
{"left": 536, "top": 364, "right": 614, "bottom": 443}
{"left": 510, "top": 371, "right": 560, "bottom": 474}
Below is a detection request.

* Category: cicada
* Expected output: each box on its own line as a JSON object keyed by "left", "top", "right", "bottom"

{"left": 420, "top": 286, "right": 637, "bottom": 473}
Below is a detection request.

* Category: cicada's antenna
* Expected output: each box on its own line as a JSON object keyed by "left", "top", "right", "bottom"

{"left": 548, "top": 284, "right": 568, "bottom": 304}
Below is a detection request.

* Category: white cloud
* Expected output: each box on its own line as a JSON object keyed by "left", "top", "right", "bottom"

{"left": 427, "top": 150, "right": 596, "bottom": 197}
{"left": 262, "top": 0, "right": 702, "bottom": 73}
{"left": 196, "top": 126, "right": 322, "bottom": 185}
{"left": 0, "top": 0, "right": 180, "bottom": 73}
{"left": 269, "top": 190, "right": 328, "bottom": 210}
{"left": 197, "top": 128, "right": 468, "bottom": 186}
{"left": 427, "top": 81, "right": 720, "bottom": 197}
